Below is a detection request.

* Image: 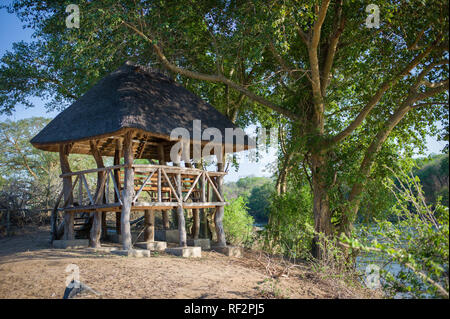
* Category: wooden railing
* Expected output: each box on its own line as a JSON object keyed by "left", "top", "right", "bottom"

{"left": 57, "top": 164, "right": 227, "bottom": 212}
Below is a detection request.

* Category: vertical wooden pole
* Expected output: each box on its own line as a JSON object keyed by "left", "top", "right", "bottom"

{"left": 114, "top": 140, "right": 122, "bottom": 235}
{"left": 144, "top": 209, "right": 155, "bottom": 242}
{"left": 121, "top": 132, "right": 134, "bottom": 250}
{"left": 59, "top": 144, "right": 74, "bottom": 240}
{"left": 89, "top": 140, "right": 106, "bottom": 248}
{"left": 191, "top": 163, "right": 200, "bottom": 239}
{"left": 200, "top": 169, "right": 207, "bottom": 238}
{"left": 214, "top": 147, "right": 226, "bottom": 247}
{"left": 192, "top": 209, "right": 200, "bottom": 239}
{"left": 174, "top": 153, "right": 187, "bottom": 247}
{"left": 158, "top": 143, "right": 170, "bottom": 230}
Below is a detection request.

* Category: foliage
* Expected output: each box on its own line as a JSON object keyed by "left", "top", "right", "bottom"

{"left": 224, "top": 176, "right": 272, "bottom": 199}
{"left": 262, "top": 186, "right": 314, "bottom": 259}
{"left": 248, "top": 182, "right": 274, "bottom": 223}
{"left": 343, "top": 169, "right": 449, "bottom": 298}
{"left": 223, "top": 196, "right": 255, "bottom": 247}
{"left": 0, "top": 117, "right": 98, "bottom": 211}
{"left": 224, "top": 176, "right": 274, "bottom": 223}
{"left": 413, "top": 154, "right": 449, "bottom": 207}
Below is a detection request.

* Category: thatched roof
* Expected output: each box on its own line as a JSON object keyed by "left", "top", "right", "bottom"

{"left": 31, "top": 62, "right": 254, "bottom": 159}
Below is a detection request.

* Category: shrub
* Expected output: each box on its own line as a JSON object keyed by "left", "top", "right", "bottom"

{"left": 343, "top": 169, "right": 449, "bottom": 298}
{"left": 262, "top": 186, "right": 314, "bottom": 260}
{"left": 223, "top": 196, "right": 255, "bottom": 247}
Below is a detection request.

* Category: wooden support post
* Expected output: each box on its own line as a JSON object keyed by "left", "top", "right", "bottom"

{"left": 214, "top": 147, "right": 226, "bottom": 247}
{"left": 144, "top": 209, "right": 155, "bottom": 242}
{"left": 89, "top": 140, "right": 106, "bottom": 248}
{"left": 200, "top": 169, "right": 207, "bottom": 238}
{"left": 158, "top": 143, "right": 170, "bottom": 230}
{"left": 192, "top": 209, "right": 200, "bottom": 239}
{"left": 191, "top": 162, "right": 200, "bottom": 239}
{"left": 121, "top": 132, "right": 134, "bottom": 250}
{"left": 59, "top": 144, "right": 74, "bottom": 240}
{"left": 114, "top": 141, "right": 122, "bottom": 235}
{"left": 174, "top": 154, "right": 187, "bottom": 247}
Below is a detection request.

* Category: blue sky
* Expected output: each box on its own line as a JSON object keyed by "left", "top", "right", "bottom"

{"left": 0, "top": 5, "right": 447, "bottom": 183}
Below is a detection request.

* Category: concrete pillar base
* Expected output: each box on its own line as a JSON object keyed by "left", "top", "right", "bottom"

{"left": 187, "top": 238, "right": 210, "bottom": 250}
{"left": 165, "top": 246, "right": 201, "bottom": 258}
{"left": 111, "top": 249, "right": 151, "bottom": 257}
{"left": 211, "top": 245, "right": 242, "bottom": 257}
{"left": 86, "top": 246, "right": 118, "bottom": 253}
{"left": 135, "top": 241, "right": 167, "bottom": 251}
{"left": 52, "top": 239, "right": 89, "bottom": 249}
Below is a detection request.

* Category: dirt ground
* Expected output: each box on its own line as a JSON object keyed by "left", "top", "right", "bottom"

{"left": 0, "top": 227, "right": 377, "bottom": 299}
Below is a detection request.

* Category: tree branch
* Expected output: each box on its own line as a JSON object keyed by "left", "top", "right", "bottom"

{"left": 330, "top": 44, "right": 436, "bottom": 145}
{"left": 321, "top": 0, "right": 345, "bottom": 96}
{"left": 121, "top": 21, "right": 299, "bottom": 120}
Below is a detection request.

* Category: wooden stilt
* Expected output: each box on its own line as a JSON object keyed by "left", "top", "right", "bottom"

{"left": 144, "top": 209, "right": 155, "bottom": 242}
{"left": 174, "top": 153, "right": 187, "bottom": 247}
{"left": 214, "top": 148, "right": 226, "bottom": 247}
{"left": 121, "top": 132, "right": 134, "bottom": 250}
{"left": 158, "top": 143, "right": 170, "bottom": 230}
{"left": 89, "top": 140, "right": 106, "bottom": 248}
{"left": 114, "top": 141, "right": 122, "bottom": 235}
{"left": 59, "top": 144, "right": 74, "bottom": 240}
{"left": 192, "top": 209, "right": 200, "bottom": 239}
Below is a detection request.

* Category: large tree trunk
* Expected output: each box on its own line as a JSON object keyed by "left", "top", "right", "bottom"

{"left": 310, "top": 152, "right": 332, "bottom": 259}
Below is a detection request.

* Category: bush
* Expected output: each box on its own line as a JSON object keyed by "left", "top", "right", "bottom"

{"left": 262, "top": 186, "right": 314, "bottom": 260}
{"left": 344, "top": 169, "right": 449, "bottom": 298}
{"left": 223, "top": 196, "right": 255, "bottom": 247}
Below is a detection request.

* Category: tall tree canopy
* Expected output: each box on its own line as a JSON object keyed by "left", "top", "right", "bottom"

{"left": 1, "top": 0, "right": 448, "bottom": 257}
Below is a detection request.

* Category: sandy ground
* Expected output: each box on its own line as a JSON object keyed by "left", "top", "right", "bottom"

{"left": 0, "top": 227, "right": 377, "bottom": 299}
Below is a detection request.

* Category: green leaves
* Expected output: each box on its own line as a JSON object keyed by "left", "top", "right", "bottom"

{"left": 356, "top": 168, "right": 449, "bottom": 298}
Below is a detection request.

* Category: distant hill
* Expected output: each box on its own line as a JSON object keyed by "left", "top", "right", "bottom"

{"left": 224, "top": 176, "right": 274, "bottom": 223}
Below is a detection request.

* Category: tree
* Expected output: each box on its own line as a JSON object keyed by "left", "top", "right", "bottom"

{"left": 248, "top": 182, "right": 274, "bottom": 223}
{"left": 1, "top": 0, "right": 448, "bottom": 258}
{"left": 0, "top": 117, "right": 97, "bottom": 210}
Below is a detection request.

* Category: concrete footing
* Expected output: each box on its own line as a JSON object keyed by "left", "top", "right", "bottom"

{"left": 111, "top": 249, "right": 151, "bottom": 258}
{"left": 165, "top": 246, "right": 201, "bottom": 258}
{"left": 86, "top": 246, "right": 118, "bottom": 253}
{"left": 211, "top": 245, "right": 242, "bottom": 257}
{"left": 135, "top": 241, "right": 167, "bottom": 251}
{"left": 53, "top": 239, "right": 89, "bottom": 249}
{"left": 187, "top": 238, "right": 210, "bottom": 250}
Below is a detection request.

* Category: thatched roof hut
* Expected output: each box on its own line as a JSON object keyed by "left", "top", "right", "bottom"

{"left": 31, "top": 61, "right": 253, "bottom": 160}
{"left": 31, "top": 62, "right": 251, "bottom": 252}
